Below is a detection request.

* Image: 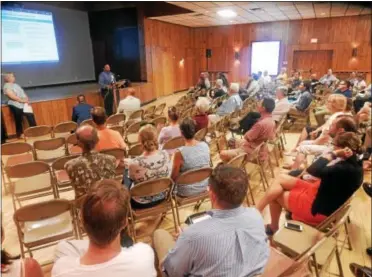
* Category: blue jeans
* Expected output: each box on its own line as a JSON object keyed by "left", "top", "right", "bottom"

{"left": 122, "top": 168, "right": 132, "bottom": 189}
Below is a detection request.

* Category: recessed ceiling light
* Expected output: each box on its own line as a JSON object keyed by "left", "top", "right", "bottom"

{"left": 321, "top": 12, "right": 326, "bottom": 15}
{"left": 205, "top": 10, "right": 209, "bottom": 13}
{"left": 217, "top": 9, "right": 237, "bottom": 18}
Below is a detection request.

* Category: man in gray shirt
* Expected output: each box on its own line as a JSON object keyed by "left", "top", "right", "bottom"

{"left": 319, "top": 68, "right": 338, "bottom": 87}
{"left": 153, "top": 164, "right": 270, "bottom": 277}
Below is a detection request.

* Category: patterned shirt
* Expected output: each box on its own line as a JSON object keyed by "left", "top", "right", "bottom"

{"left": 3, "top": 83, "right": 27, "bottom": 109}
{"left": 65, "top": 152, "right": 116, "bottom": 198}
{"left": 129, "top": 150, "right": 171, "bottom": 204}
{"left": 163, "top": 206, "right": 270, "bottom": 277}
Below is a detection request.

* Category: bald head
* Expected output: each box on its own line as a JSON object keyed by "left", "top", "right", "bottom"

{"left": 76, "top": 125, "right": 99, "bottom": 152}
{"left": 128, "top": 88, "right": 136, "bottom": 96}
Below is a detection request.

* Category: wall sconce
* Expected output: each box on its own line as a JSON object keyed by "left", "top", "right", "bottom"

{"left": 179, "top": 58, "right": 185, "bottom": 67}
{"left": 234, "top": 51, "right": 240, "bottom": 60}
{"left": 352, "top": 48, "right": 358, "bottom": 57}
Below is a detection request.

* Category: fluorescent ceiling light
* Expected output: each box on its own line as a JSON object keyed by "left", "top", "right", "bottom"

{"left": 217, "top": 9, "right": 237, "bottom": 18}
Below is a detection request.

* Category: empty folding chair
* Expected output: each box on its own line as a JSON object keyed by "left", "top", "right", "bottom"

{"left": 51, "top": 154, "right": 80, "bottom": 196}
{"left": 13, "top": 199, "right": 78, "bottom": 258}
{"left": 153, "top": 103, "right": 166, "bottom": 117}
{"left": 6, "top": 161, "right": 58, "bottom": 210}
{"left": 143, "top": 105, "right": 156, "bottom": 119}
{"left": 33, "top": 137, "right": 68, "bottom": 163}
{"left": 53, "top": 121, "right": 78, "bottom": 138}
{"left": 80, "top": 119, "right": 95, "bottom": 127}
{"left": 24, "top": 125, "right": 53, "bottom": 145}
{"left": 106, "top": 113, "right": 126, "bottom": 127}
{"left": 127, "top": 110, "right": 143, "bottom": 123}
{"left": 124, "top": 121, "right": 142, "bottom": 146}
{"left": 66, "top": 133, "right": 82, "bottom": 155}
{"left": 2, "top": 142, "right": 34, "bottom": 194}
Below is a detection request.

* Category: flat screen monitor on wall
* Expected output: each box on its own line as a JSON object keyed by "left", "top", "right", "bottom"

{"left": 251, "top": 41, "right": 280, "bottom": 76}
{"left": 2, "top": 8, "right": 59, "bottom": 64}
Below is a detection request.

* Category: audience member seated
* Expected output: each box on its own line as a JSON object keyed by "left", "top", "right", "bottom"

{"left": 287, "top": 80, "right": 313, "bottom": 116}
{"left": 288, "top": 94, "right": 348, "bottom": 155}
{"left": 193, "top": 97, "right": 210, "bottom": 132}
{"left": 354, "top": 84, "right": 371, "bottom": 113}
{"left": 3, "top": 72, "right": 37, "bottom": 139}
{"left": 153, "top": 164, "right": 269, "bottom": 277}
{"left": 65, "top": 125, "right": 116, "bottom": 198}
{"left": 72, "top": 94, "right": 93, "bottom": 125}
{"left": 310, "top": 73, "right": 319, "bottom": 93}
{"left": 244, "top": 73, "right": 260, "bottom": 99}
{"left": 158, "top": 106, "right": 181, "bottom": 151}
{"left": 349, "top": 71, "right": 357, "bottom": 87}
{"left": 52, "top": 179, "right": 157, "bottom": 277}
{"left": 208, "top": 83, "right": 242, "bottom": 125}
{"left": 257, "top": 132, "right": 363, "bottom": 234}
{"left": 276, "top": 67, "right": 288, "bottom": 85}
{"left": 354, "top": 73, "right": 367, "bottom": 93}
{"left": 356, "top": 101, "right": 372, "bottom": 125}
{"left": 2, "top": 226, "right": 43, "bottom": 277}
{"left": 289, "top": 116, "right": 357, "bottom": 170}
{"left": 91, "top": 107, "right": 127, "bottom": 151}
{"left": 124, "top": 124, "right": 171, "bottom": 209}
{"left": 209, "top": 79, "right": 226, "bottom": 99}
{"left": 196, "top": 72, "right": 211, "bottom": 90}
{"left": 290, "top": 72, "right": 302, "bottom": 90}
{"left": 217, "top": 72, "right": 229, "bottom": 92}
{"left": 171, "top": 117, "right": 210, "bottom": 197}
{"left": 117, "top": 88, "right": 141, "bottom": 119}
{"left": 220, "top": 98, "right": 276, "bottom": 163}
{"left": 319, "top": 68, "right": 338, "bottom": 87}
{"left": 335, "top": 80, "right": 352, "bottom": 98}
{"left": 272, "top": 86, "right": 290, "bottom": 123}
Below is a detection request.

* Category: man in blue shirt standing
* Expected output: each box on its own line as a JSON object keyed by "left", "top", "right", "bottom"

{"left": 98, "top": 64, "right": 115, "bottom": 116}
{"left": 72, "top": 95, "right": 93, "bottom": 125}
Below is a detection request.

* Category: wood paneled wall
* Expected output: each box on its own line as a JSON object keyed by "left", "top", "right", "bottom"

{"left": 1, "top": 84, "right": 153, "bottom": 137}
{"left": 144, "top": 19, "right": 195, "bottom": 97}
{"left": 192, "top": 15, "right": 371, "bottom": 83}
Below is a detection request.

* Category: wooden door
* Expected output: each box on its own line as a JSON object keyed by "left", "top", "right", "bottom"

{"left": 292, "top": 50, "right": 333, "bottom": 79}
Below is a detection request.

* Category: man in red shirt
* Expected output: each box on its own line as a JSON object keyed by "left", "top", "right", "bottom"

{"left": 220, "top": 98, "right": 276, "bottom": 162}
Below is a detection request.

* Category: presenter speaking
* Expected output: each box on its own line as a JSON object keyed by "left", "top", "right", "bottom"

{"left": 3, "top": 72, "right": 37, "bottom": 139}
{"left": 98, "top": 64, "right": 115, "bottom": 116}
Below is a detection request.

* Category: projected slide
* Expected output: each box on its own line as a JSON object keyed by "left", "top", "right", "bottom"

{"left": 2, "top": 8, "right": 59, "bottom": 64}
{"left": 251, "top": 41, "right": 280, "bottom": 76}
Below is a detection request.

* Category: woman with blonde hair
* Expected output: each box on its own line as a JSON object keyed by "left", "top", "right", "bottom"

{"left": 125, "top": 124, "right": 171, "bottom": 209}
{"left": 287, "top": 93, "right": 348, "bottom": 154}
{"left": 259, "top": 132, "right": 363, "bottom": 234}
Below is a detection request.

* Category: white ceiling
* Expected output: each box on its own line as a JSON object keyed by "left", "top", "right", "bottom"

{"left": 148, "top": 2, "right": 371, "bottom": 27}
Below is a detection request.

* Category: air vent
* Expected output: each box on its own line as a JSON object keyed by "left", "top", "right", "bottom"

{"left": 249, "top": 8, "right": 264, "bottom": 12}
{"left": 193, "top": 13, "right": 204, "bottom": 17}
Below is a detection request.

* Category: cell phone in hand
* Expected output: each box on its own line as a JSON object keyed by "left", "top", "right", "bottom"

{"left": 185, "top": 211, "right": 211, "bottom": 225}
{"left": 284, "top": 222, "right": 303, "bottom": 232}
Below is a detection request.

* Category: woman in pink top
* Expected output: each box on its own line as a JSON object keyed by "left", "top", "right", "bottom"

{"left": 158, "top": 106, "right": 182, "bottom": 151}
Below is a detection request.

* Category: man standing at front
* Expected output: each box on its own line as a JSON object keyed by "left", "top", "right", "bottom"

{"left": 99, "top": 64, "right": 115, "bottom": 116}
{"left": 153, "top": 165, "right": 269, "bottom": 277}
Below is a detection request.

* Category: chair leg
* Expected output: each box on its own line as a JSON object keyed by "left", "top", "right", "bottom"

{"left": 170, "top": 203, "right": 179, "bottom": 233}
{"left": 335, "top": 247, "right": 345, "bottom": 277}
{"left": 344, "top": 222, "right": 353, "bottom": 251}
{"left": 311, "top": 254, "right": 321, "bottom": 277}
{"left": 273, "top": 145, "right": 279, "bottom": 166}
{"left": 174, "top": 201, "right": 181, "bottom": 226}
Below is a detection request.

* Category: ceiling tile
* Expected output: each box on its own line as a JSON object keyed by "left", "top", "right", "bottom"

{"left": 295, "top": 3, "right": 313, "bottom": 9}
{"left": 255, "top": 2, "right": 277, "bottom": 8}
{"left": 193, "top": 2, "right": 218, "bottom": 8}
{"left": 213, "top": 2, "right": 234, "bottom": 7}
{"left": 277, "top": 2, "right": 294, "bottom": 7}
{"left": 236, "top": 2, "right": 259, "bottom": 10}
{"left": 279, "top": 5, "right": 298, "bottom": 12}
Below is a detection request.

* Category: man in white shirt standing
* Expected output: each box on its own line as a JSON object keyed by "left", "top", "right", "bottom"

{"left": 272, "top": 86, "right": 290, "bottom": 122}
{"left": 52, "top": 179, "right": 157, "bottom": 277}
{"left": 117, "top": 88, "right": 141, "bottom": 119}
